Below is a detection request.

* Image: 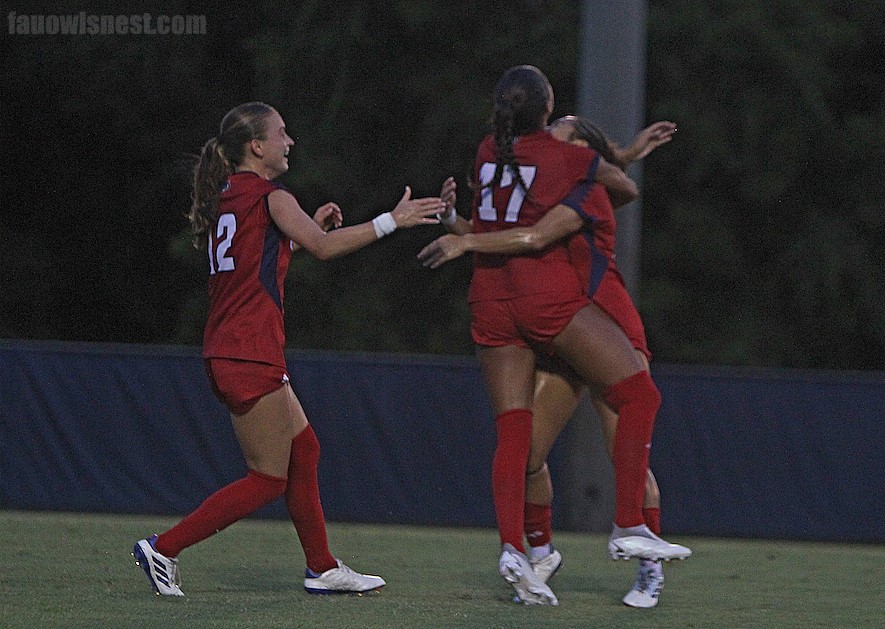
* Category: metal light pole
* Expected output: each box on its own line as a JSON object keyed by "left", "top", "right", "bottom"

{"left": 558, "top": 0, "right": 649, "bottom": 533}
{"left": 578, "top": 0, "right": 648, "bottom": 297}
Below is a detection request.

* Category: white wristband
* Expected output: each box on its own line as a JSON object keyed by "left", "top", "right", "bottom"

{"left": 437, "top": 206, "right": 458, "bottom": 227}
{"left": 372, "top": 212, "right": 397, "bottom": 239}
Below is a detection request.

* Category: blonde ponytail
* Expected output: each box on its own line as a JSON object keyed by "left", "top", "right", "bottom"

{"left": 189, "top": 136, "right": 231, "bottom": 249}
{"left": 188, "top": 102, "right": 275, "bottom": 249}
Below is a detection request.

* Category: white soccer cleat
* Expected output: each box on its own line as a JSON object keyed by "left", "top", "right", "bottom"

{"left": 608, "top": 524, "right": 692, "bottom": 561}
{"left": 530, "top": 547, "right": 563, "bottom": 584}
{"left": 303, "top": 559, "right": 386, "bottom": 594}
{"left": 622, "top": 560, "right": 664, "bottom": 608}
{"left": 132, "top": 535, "right": 184, "bottom": 597}
{"left": 499, "top": 544, "right": 559, "bottom": 606}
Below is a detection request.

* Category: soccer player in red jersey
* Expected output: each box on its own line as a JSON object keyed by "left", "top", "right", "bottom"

{"left": 133, "top": 102, "right": 445, "bottom": 597}
{"left": 418, "top": 66, "right": 690, "bottom": 605}
{"left": 524, "top": 116, "right": 678, "bottom": 608}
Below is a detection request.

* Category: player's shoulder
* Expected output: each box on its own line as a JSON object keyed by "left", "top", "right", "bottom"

{"left": 224, "top": 171, "right": 287, "bottom": 196}
{"left": 520, "top": 131, "right": 595, "bottom": 165}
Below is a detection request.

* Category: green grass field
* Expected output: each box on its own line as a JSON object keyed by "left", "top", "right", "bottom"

{"left": 0, "top": 511, "right": 881, "bottom": 628}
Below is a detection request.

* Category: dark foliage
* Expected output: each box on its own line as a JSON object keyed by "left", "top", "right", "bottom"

{"left": 2, "top": 1, "right": 882, "bottom": 368}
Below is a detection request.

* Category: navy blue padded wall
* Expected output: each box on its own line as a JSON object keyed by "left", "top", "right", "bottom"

{"left": 1, "top": 340, "right": 882, "bottom": 542}
{"left": 0, "top": 341, "right": 496, "bottom": 526}
{"left": 647, "top": 364, "right": 884, "bottom": 542}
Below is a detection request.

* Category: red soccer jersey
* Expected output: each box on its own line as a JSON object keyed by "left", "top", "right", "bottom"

{"left": 567, "top": 184, "right": 651, "bottom": 359}
{"left": 202, "top": 171, "right": 293, "bottom": 368}
{"left": 566, "top": 182, "right": 616, "bottom": 297}
{"left": 467, "top": 130, "right": 599, "bottom": 302}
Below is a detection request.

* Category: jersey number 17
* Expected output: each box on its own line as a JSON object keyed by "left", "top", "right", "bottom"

{"left": 477, "top": 162, "right": 537, "bottom": 223}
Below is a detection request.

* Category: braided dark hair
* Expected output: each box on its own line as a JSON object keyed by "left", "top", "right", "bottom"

{"left": 473, "top": 65, "right": 552, "bottom": 196}
{"left": 188, "top": 102, "right": 275, "bottom": 249}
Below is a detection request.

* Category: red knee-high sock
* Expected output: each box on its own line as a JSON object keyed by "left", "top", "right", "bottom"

{"left": 524, "top": 502, "right": 553, "bottom": 548}
{"left": 156, "top": 469, "right": 287, "bottom": 557}
{"left": 285, "top": 426, "right": 337, "bottom": 573}
{"left": 605, "top": 371, "right": 661, "bottom": 528}
{"left": 492, "top": 408, "right": 533, "bottom": 553}
{"left": 643, "top": 507, "right": 661, "bottom": 535}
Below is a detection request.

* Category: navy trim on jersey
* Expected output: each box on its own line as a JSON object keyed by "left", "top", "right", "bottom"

{"left": 259, "top": 195, "right": 283, "bottom": 310}
{"left": 586, "top": 153, "right": 600, "bottom": 182}
{"left": 562, "top": 153, "right": 600, "bottom": 219}
{"left": 583, "top": 224, "right": 609, "bottom": 298}
{"left": 562, "top": 181, "right": 592, "bottom": 217}
{"left": 560, "top": 180, "right": 608, "bottom": 297}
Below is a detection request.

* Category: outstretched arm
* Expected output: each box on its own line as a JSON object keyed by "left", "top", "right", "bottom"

{"left": 614, "top": 121, "right": 677, "bottom": 166}
{"left": 600, "top": 122, "right": 675, "bottom": 208}
{"left": 595, "top": 157, "right": 638, "bottom": 208}
{"left": 418, "top": 203, "right": 584, "bottom": 269}
{"left": 270, "top": 187, "right": 444, "bottom": 260}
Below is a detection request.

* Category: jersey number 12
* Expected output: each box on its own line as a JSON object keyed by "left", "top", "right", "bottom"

{"left": 208, "top": 213, "right": 236, "bottom": 275}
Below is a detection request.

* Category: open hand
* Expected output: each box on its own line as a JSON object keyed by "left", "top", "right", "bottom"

{"left": 390, "top": 186, "right": 446, "bottom": 228}
{"left": 627, "top": 121, "right": 677, "bottom": 162}
{"left": 314, "top": 202, "right": 343, "bottom": 231}
{"left": 440, "top": 176, "right": 457, "bottom": 211}
{"left": 417, "top": 233, "right": 467, "bottom": 269}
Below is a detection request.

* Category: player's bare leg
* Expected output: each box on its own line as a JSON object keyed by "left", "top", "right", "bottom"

{"left": 522, "top": 367, "right": 583, "bottom": 583}
{"left": 231, "top": 382, "right": 302, "bottom": 477}
{"left": 478, "top": 345, "right": 558, "bottom": 605}
{"left": 134, "top": 383, "right": 297, "bottom": 597}
{"left": 591, "top": 353, "right": 666, "bottom": 608}
{"left": 551, "top": 304, "right": 690, "bottom": 562}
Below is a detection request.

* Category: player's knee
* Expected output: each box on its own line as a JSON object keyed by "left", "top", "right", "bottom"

{"left": 295, "top": 425, "right": 321, "bottom": 468}
{"left": 247, "top": 469, "right": 288, "bottom": 501}
{"left": 605, "top": 370, "right": 660, "bottom": 414}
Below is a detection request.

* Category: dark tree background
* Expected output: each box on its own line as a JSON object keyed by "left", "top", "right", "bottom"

{"left": 2, "top": 1, "right": 883, "bottom": 370}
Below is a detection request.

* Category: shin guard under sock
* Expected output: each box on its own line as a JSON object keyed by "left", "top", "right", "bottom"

{"left": 285, "top": 425, "right": 337, "bottom": 573}
{"left": 492, "top": 408, "right": 533, "bottom": 553}
{"left": 156, "top": 469, "right": 287, "bottom": 557}
{"left": 605, "top": 371, "right": 661, "bottom": 528}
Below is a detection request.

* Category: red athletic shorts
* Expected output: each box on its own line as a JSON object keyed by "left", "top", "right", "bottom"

{"left": 204, "top": 358, "right": 290, "bottom": 416}
{"left": 470, "top": 290, "right": 590, "bottom": 350}
{"left": 592, "top": 267, "right": 651, "bottom": 361}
